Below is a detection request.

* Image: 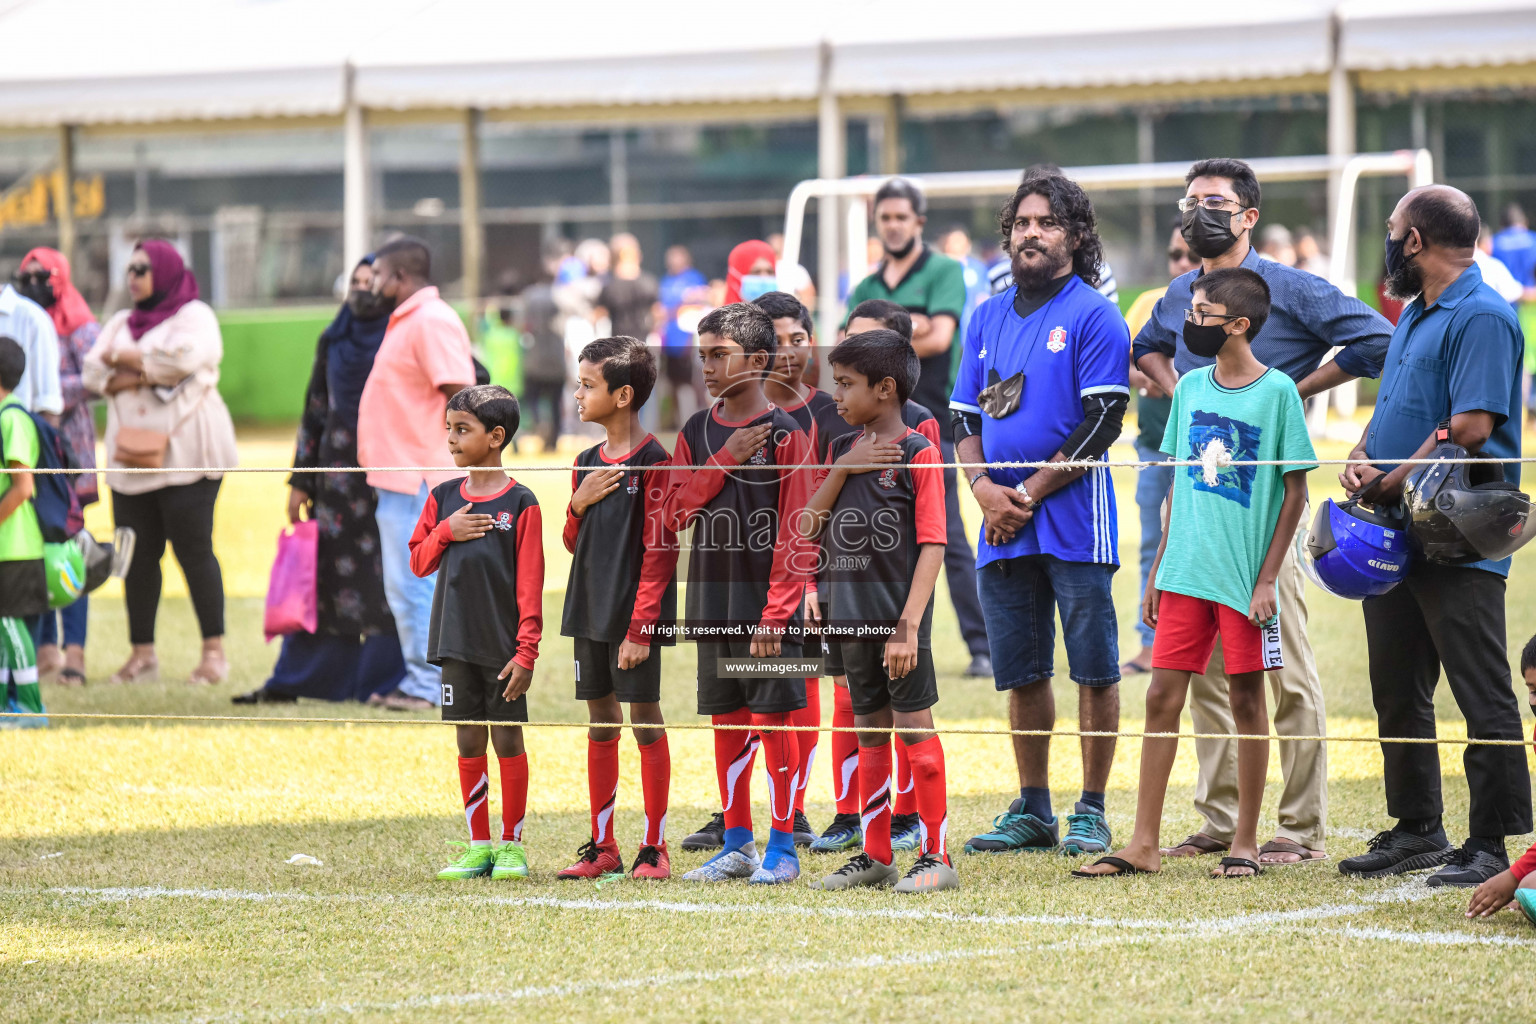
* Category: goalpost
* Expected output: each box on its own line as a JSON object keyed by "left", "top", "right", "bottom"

{"left": 779, "top": 150, "right": 1434, "bottom": 427}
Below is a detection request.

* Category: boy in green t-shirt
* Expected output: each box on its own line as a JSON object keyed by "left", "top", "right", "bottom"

{"left": 1074, "top": 268, "right": 1314, "bottom": 881}
{"left": 0, "top": 336, "right": 47, "bottom": 726}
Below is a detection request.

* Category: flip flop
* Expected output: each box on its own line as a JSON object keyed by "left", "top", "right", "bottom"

{"left": 1119, "top": 659, "right": 1152, "bottom": 675}
{"left": 1257, "top": 838, "right": 1328, "bottom": 866}
{"left": 1161, "top": 833, "right": 1230, "bottom": 858}
{"left": 56, "top": 668, "right": 86, "bottom": 688}
{"left": 1072, "top": 855, "right": 1154, "bottom": 878}
{"left": 1211, "top": 856, "right": 1263, "bottom": 878}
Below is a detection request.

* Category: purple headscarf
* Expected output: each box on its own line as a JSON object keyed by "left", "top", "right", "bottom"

{"left": 126, "top": 239, "right": 200, "bottom": 340}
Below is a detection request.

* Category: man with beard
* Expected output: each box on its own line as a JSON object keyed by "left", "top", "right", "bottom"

{"left": 950, "top": 170, "right": 1130, "bottom": 857}
{"left": 1339, "top": 184, "right": 1531, "bottom": 886}
{"left": 1132, "top": 158, "right": 1392, "bottom": 867}
{"left": 845, "top": 179, "right": 990, "bottom": 677}
{"left": 357, "top": 236, "right": 476, "bottom": 710}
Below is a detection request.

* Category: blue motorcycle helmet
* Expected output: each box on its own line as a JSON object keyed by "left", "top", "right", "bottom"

{"left": 1301, "top": 498, "right": 1412, "bottom": 599}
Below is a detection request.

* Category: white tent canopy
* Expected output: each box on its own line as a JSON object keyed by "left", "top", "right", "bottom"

{"left": 0, "top": 0, "right": 1532, "bottom": 129}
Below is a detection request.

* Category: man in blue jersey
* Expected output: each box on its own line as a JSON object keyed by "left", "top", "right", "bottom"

{"left": 951, "top": 170, "right": 1130, "bottom": 857}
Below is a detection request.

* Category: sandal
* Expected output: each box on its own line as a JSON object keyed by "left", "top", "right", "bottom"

{"left": 1161, "top": 833, "right": 1230, "bottom": 858}
{"left": 1072, "top": 855, "right": 1155, "bottom": 878}
{"left": 1211, "top": 856, "right": 1263, "bottom": 878}
{"left": 109, "top": 657, "right": 158, "bottom": 685}
{"left": 56, "top": 668, "right": 86, "bottom": 688}
{"left": 1119, "top": 658, "right": 1152, "bottom": 675}
{"left": 1257, "top": 838, "right": 1328, "bottom": 866}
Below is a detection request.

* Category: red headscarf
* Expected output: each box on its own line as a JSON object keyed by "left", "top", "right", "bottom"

{"left": 126, "top": 239, "right": 200, "bottom": 340}
{"left": 724, "top": 239, "right": 777, "bottom": 305}
{"left": 21, "top": 246, "right": 96, "bottom": 338}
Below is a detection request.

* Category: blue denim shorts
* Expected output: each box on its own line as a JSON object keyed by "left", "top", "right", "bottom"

{"left": 977, "top": 554, "right": 1121, "bottom": 689}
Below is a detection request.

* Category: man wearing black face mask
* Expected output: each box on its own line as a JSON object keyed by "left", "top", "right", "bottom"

{"left": 1131, "top": 158, "right": 1394, "bottom": 868}
{"left": 1339, "top": 184, "right": 1531, "bottom": 888}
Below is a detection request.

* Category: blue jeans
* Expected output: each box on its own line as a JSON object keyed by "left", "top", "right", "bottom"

{"left": 1133, "top": 441, "right": 1176, "bottom": 649}
{"left": 374, "top": 483, "right": 442, "bottom": 704}
{"left": 38, "top": 595, "right": 88, "bottom": 649}
{"left": 977, "top": 554, "right": 1120, "bottom": 688}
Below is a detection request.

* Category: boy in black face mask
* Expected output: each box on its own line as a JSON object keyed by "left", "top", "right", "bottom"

{"left": 1075, "top": 267, "right": 1315, "bottom": 880}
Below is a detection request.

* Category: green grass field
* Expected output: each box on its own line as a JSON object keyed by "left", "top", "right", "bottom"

{"left": 5, "top": 428, "right": 1536, "bottom": 1023}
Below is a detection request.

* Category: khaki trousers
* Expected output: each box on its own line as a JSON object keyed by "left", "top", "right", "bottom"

{"left": 1185, "top": 520, "right": 1328, "bottom": 849}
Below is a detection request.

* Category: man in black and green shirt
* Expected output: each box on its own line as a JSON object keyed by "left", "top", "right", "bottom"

{"left": 845, "top": 178, "right": 989, "bottom": 676}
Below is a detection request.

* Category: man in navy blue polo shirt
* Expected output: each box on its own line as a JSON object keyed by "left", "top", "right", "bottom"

{"left": 1338, "top": 184, "right": 1532, "bottom": 887}
{"left": 951, "top": 170, "right": 1129, "bottom": 857}
{"left": 1133, "top": 158, "right": 1393, "bottom": 866}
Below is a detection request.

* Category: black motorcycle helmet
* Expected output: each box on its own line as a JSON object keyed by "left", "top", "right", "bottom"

{"left": 1401, "top": 425, "right": 1533, "bottom": 565}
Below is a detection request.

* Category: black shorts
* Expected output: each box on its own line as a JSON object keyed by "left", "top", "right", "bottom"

{"left": 696, "top": 641, "right": 806, "bottom": 715}
{"left": 440, "top": 659, "right": 529, "bottom": 724}
{"left": 573, "top": 636, "right": 662, "bottom": 704}
{"left": 840, "top": 643, "right": 938, "bottom": 717}
{"left": 823, "top": 639, "right": 845, "bottom": 678}
{"left": 664, "top": 351, "right": 695, "bottom": 385}
{"left": 0, "top": 559, "right": 47, "bottom": 618}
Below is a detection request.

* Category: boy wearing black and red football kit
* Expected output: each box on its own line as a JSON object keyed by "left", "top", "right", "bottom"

{"left": 557, "top": 336, "right": 680, "bottom": 881}
{"left": 409, "top": 385, "right": 544, "bottom": 882}
{"left": 666, "top": 302, "right": 815, "bottom": 885}
{"left": 802, "top": 329, "right": 957, "bottom": 893}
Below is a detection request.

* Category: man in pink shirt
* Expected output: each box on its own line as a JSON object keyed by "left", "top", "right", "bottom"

{"left": 358, "top": 236, "right": 476, "bottom": 710}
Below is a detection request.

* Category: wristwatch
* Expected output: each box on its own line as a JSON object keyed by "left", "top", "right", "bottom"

{"left": 1015, "top": 482, "right": 1043, "bottom": 511}
{"left": 968, "top": 471, "right": 989, "bottom": 491}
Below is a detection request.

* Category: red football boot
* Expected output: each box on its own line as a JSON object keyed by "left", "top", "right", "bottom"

{"left": 556, "top": 840, "right": 624, "bottom": 879}
{"left": 630, "top": 842, "right": 671, "bottom": 880}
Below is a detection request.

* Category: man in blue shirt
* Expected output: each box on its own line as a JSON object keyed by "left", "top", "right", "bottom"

{"left": 657, "top": 244, "right": 709, "bottom": 428}
{"left": 1132, "top": 158, "right": 1393, "bottom": 866}
{"left": 951, "top": 170, "right": 1129, "bottom": 857}
{"left": 1339, "top": 185, "right": 1531, "bottom": 887}
{"left": 1491, "top": 204, "right": 1536, "bottom": 295}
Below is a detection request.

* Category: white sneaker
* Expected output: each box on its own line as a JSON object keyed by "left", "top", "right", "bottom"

{"left": 682, "top": 841, "right": 761, "bottom": 882}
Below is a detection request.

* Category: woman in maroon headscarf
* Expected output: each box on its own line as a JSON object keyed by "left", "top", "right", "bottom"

{"left": 14, "top": 247, "right": 100, "bottom": 684}
{"left": 83, "top": 240, "right": 238, "bottom": 685}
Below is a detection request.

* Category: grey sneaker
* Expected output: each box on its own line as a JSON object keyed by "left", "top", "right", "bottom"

{"left": 1425, "top": 846, "right": 1510, "bottom": 888}
{"left": 681, "top": 840, "right": 761, "bottom": 882}
{"left": 894, "top": 853, "right": 960, "bottom": 893}
{"left": 965, "top": 654, "right": 993, "bottom": 678}
{"left": 814, "top": 852, "right": 900, "bottom": 890}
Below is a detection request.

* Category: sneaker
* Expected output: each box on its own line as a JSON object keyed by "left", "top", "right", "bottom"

{"left": 809, "top": 813, "right": 862, "bottom": 853}
{"left": 965, "top": 654, "right": 993, "bottom": 678}
{"left": 680, "top": 812, "right": 725, "bottom": 851}
{"left": 491, "top": 841, "right": 529, "bottom": 880}
{"left": 894, "top": 853, "right": 960, "bottom": 893}
{"left": 792, "top": 810, "right": 819, "bottom": 847}
{"left": 436, "top": 841, "right": 495, "bottom": 880}
{"left": 890, "top": 812, "right": 922, "bottom": 852}
{"left": 963, "top": 812, "right": 1059, "bottom": 854}
{"left": 1425, "top": 846, "right": 1509, "bottom": 888}
{"left": 557, "top": 839, "right": 625, "bottom": 880}
{"left": 1338, "top": 829, "right": 1452, "bottom": 878}
{"left": 682, "top": 840, "right": 761, "bottom": 882}
{"left": 749, "top": 852, "right": 801, "bottom": 885}
{"left": 814, "top": 852, "right": 900, "bottom": 890}
{"left": 1060, "top": 812, "right": 1113, "bottom": 856}
{"left": 631, "top": 842, "right": 671, "bottom": 880}
{"left": 1515, "top": 888, "right": 1536, "bottom": 927}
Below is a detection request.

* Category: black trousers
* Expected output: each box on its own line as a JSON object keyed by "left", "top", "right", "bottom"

{"left": 939, "top": 434, "right": 989, "bottom": 658}
{"left": 112, "top": 478, "right": 225, "bottom": 645}
{"left": 1362, "top": 562, "right": 1532, "bottom": 838}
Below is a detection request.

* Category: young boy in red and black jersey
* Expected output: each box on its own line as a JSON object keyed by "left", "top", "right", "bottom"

{"left": 666, "top": 301, "right": 815, "bottom": 885}
{"left": 557, "top": 336, "right": 680, "bottom": 881}
{"left": 408, "top": 385, "right": 544, "bottom": 882}
{"left": 799, "top": 298, "right": 942, "bottom": 856}
{"left": 801, "top": 329, "right": 957, "bottom": 893}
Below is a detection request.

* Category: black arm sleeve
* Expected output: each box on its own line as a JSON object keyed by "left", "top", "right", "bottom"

{"left": 1060, "top": 393, "right": 1128, "bottom": 462}
{"left": 952, "top": 408, "right": 983, "bottom": 446}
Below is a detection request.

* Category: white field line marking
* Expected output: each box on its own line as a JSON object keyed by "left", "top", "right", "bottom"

{"left": 1332, "top": 925, "right": 1536, "bottom": 947}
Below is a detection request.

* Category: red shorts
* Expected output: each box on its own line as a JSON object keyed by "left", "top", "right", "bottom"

{"left": 1151, "top": 590, "right": 1284, "bottom": 675}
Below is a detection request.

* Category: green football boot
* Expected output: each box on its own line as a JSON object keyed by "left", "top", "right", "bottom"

{"left": 436, "top": 841, "right": 495, "bottom": 880}
{"left": 492, "top": 841, "right": 530, "bottom": 880}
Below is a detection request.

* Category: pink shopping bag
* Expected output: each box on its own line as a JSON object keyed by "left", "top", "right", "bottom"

{"left": 263, "top": 521, "right": 318, "bottom": 641}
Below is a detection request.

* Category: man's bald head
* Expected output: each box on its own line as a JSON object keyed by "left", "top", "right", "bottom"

{"left": 1392, "top": 184, "right": 1479, "bottom": 253}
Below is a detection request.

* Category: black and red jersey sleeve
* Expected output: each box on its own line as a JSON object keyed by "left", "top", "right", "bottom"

{"left": 761, "top": 425, "right": 816, "bottom": 632}
{"left": 910, "top": 442, "right": 947, "bottom": 546}
{"left": 663, "top": 427, "right": 736, "bottom": 533}
{"left": 629, "top": 451, "right": 680, "bottom": 646}
{"left": 408, "top": 485, "right": 453, "bottom": 577}
{"left": 513, "top": 503, "right": 545, "bottom": 670}
{"left": 562, "top": 465, "right": 581, "bottom": 554}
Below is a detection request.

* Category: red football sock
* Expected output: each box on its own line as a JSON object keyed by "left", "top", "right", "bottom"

{"left": 893, "top": 735, "right": 917, "bottom": 816}
{"left": 752, "top": 711, "right": 799, "bottom": 834}
{"left": 638, "top": 734, "right": 670, "bottom": 847}
{"left": 457, "top": 755, "right": 491, "bottom": 844}
{"left": 905, "top": 735, "right": 949, "bottom": 864}
{"left": 498, "top": 753, "right": 528, "bottom": 843}
{"left": 714, "top": 708, "right": 756, "bottom": 833}
{"left": 790, "top": 679, "right": 821, "bottom": 814}
{"left": 858, "top": 740, "right": 894, "bottom": 865}
{"left": 587, "top": 736, "right": 620, "bottom": 848}
{"left": 831, "top": 682, "right": 859, "bottom": 815}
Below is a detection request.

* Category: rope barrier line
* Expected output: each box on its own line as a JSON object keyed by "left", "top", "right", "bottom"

{"left": 2, "top": 711, "right": 1526, "bottom": 745}
{"left": 6, "top": 455, "right": 1536, "bottom": 475}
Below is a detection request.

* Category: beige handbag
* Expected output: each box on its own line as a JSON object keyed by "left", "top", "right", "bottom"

{"left": 112, "top": 379, "right": 202, "bottom": 469}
